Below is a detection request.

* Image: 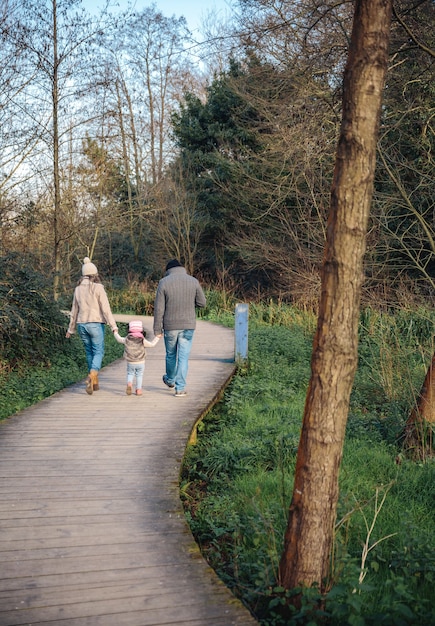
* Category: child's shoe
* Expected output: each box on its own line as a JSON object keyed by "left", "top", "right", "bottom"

{"left": 126, "top": 383, "right": 132, "bottom": 395}
{"left": 135, "top": 389, "right": 143, "bottom": 396}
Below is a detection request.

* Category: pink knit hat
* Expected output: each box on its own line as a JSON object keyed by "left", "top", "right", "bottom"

{"left": 128, "top": 320, "right": 143, "bottom": 334}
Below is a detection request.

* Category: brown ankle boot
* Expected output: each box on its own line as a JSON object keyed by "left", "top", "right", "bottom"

{"left": 93, "top": 371, "right": 100, "bottom": 391}
{"left": 89, "top": 370, "right": 99, "bottom": 393}
{"left": 85, "top": 374, "right": 93, "bottom": 395}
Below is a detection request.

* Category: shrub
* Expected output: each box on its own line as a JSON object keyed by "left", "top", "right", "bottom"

{"left": 106, "top": 282, "right": 155, "bottom": 316}
{"left": 0, "top": 253, "right": 124, "bottom": 420}
{"left": 0, "top": 252, "right": 69, "bottom": 367}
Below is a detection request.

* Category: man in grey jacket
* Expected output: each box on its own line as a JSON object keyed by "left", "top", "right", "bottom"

{"left": 153, "top": 260, "right": 206, "bottom": 396}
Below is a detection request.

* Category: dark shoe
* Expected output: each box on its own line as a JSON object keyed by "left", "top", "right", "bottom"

{"left": 163, "top": 375, "right": 175, "bottom": 389}
{"left": 175, "top": 390, "right": 187, "bottom": 397}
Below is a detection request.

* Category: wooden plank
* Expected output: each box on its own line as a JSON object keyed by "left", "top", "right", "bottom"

{"left": 0, "top": 320, "right": 257, "bottom": 626}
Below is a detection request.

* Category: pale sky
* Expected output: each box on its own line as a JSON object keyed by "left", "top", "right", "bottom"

{"left": 86, "top": 0, "right": 232, "bottom": 37}
{"left": 152, "top": 0, "right": 230, "bottom": 35}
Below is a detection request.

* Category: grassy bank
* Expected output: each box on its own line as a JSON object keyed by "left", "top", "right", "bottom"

{"left": 180, "top": 304, "right": 435, "bottom": 625}
{"left": 0, "top": 327, "right": 124, "bottom": 421}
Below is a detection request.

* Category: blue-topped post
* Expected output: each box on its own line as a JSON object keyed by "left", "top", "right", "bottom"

{"left": 235, "top": 303, "right": 249, "bottom": 365}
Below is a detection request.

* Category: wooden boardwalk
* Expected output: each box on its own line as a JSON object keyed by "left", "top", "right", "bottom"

{"left": 0, "top": 318, "right": 258, "bottom": 626}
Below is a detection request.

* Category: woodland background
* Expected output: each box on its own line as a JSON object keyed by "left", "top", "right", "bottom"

{"left": 0, "top": 0, "right": 434, "bottom": 308}
{"left": 1, "top": 2, "right": 434, "bottom": 621}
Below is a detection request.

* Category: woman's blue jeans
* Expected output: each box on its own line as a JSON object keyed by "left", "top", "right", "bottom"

{"left": 164, "top": 329, "right": 194, "bottom": 392}
{"left": 77, "top": 323, "right": 105, "bottom": 372}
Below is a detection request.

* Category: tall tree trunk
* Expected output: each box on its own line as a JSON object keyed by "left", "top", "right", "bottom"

{"left": 115, "top": 79, "right": 138, "bottom": 259}
{"left": 279, "top": 0, "right": 392, "bottom": 592}
{"left": 52, "top": 0, "right": 61, "bottom": 301}
{"left": 410, "top": 354, "right": 435, "bottom": 424}
{"left": 403, "top": 353, "right": 435, "bottom": 459}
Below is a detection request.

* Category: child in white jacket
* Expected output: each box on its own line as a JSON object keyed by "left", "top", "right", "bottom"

{"left": 114, "top": 320, "right": 159, "bottom": 396}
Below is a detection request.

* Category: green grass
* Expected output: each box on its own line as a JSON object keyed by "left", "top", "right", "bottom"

{"left": 0, "top": 329, "right": 124, "bottom": 421}
{"left": 180, "top": 306, "right": 435, "bottom": 625}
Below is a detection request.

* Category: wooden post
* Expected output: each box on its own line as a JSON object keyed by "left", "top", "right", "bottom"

{"left": 235, "top": 303, "right": 248, "bottom": 364}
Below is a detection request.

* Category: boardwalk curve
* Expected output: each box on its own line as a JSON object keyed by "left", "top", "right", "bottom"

{"left": 0, "top": 318, "right": 258, "bottom": 626}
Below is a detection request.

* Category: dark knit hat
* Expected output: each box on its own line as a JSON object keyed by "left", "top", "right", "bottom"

{"left": 165, "top": 259, "right": 182, "bottom": 271}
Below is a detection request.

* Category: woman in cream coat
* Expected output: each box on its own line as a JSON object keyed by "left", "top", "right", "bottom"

{"left": 66, "top": 257, "right": 118, "bottom": 394}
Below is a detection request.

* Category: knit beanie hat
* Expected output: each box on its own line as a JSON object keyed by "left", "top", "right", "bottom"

{"left": 82, "top": 257, "right": 98, "bottom": 276}
{"left": 165, "top": 259, "right": 182, "bottom": 271}
{"left": 128, "top": 320, "right": 143, "bottom": 334}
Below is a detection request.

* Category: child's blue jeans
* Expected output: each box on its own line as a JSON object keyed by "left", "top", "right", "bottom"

{"left": 127, "top": 362, "right": 145, "bottom": 390}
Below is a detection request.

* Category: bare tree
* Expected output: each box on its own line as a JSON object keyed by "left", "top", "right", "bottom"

{"left": 279, "top": 0, "right": 392, "bottom": 595}
{"left": 108, "top": 6, "right": 195, "bottom": 185}
{"left": 3, "top": 0, "right": 106, "bottom": 297}
{"left": 77, "top": 6, "right": 201, "bottom": 273}
{"left": 0, "top": 0, "right": 44, "bottom": 253}
{"left": 151, "top": 164, "right": 206, "bottom": 274}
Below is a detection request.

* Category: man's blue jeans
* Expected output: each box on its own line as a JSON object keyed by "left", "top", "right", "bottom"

{"left": 164, "top": 329, "right": 194, "bottom": 392}
{"left": 77, "top": 323, "right": 105, "bottom": 372}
